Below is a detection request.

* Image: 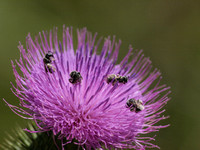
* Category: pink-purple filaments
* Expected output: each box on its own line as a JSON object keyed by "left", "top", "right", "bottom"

{"left": 4, "top": 26, "right": 170, "bottom": 150}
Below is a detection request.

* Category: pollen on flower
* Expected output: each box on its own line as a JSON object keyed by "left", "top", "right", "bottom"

{"left": 4, "top": 26, "right": 171, "bottom": 150}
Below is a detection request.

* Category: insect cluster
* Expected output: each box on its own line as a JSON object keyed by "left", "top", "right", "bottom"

{"left": 43, "top": 52, "right": 83, "bottom": 85}
{"left": 43, "top": 52, "right": 145, "bottom": 113}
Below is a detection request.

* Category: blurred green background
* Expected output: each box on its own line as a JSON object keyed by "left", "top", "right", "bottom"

{"left": 0, "top": 0, "right": 199, "bottom": 149}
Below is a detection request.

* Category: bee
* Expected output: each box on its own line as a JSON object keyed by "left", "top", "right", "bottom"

{"left": 126, "top": 98, "right": 144, "bottom": 113}
{"left": 69, "top": 71, "right": 83, "bottom": 84}
{"left": 117, "top": 75, "right": 128, "bottom": 84}
{"left": 106, "top": 74, "right": 128, "bottom": 85}
{"left": 43, "top": 51, "right": 55, "bottom": 73}
{"left": 106, "top": 74, "right": 117, "bottom": 85}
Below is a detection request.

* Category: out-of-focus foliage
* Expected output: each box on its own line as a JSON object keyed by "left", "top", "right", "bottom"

{"left": 0, "top": 0, "right": 199, "bottom": 150}
{"left": 0, "top": 123, "right": 80, "bottom": 150}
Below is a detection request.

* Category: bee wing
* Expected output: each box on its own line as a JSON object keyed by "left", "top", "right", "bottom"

{"left": 51, "top": 57, "right": 55, "bottom": 61}
{"left": 138, "top": 104, "right": 145, "bottom": 111}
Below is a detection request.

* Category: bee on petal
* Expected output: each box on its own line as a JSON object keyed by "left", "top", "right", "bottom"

{"left": 126, "top": 98, "right": 144, "bottom": 113}
{"left": 106, "top": 74, "right": 128, "bottom": 85}
{"left": 106, "top": 74, "right": 117, "bottom": 85}
{"left": 69, "top": 71, "right": 82, "bottom": 84}
{"left": 43, "top": 51, "right": 55, "bottom": 73}
{"left": 117, "top": 75, "right": 128, "bottom": 84}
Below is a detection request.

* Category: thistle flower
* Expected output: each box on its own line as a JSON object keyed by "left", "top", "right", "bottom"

{"left": 4, "top": 26, "right": 170, "bottom": 150}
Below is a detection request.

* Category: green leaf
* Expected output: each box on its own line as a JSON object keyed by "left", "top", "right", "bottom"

{"left": 0, "top": 123, "right": 81, "bottom": 150}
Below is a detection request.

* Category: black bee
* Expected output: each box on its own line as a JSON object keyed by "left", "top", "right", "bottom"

{"left": 106, "top": 74, "right": 128, "bottom": 85}
{"left": 43, "top": 51, "right": 55, "bottom": 73}
{"left": 126, "top": 98, "right": 144, "bottom": 113}
{"left": 69, "top": 71, "right": 82, "bottom": 84}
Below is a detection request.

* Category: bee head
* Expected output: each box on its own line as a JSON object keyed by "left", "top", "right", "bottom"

{"left": 70, "top": 71, "right": 81, "bottom": 78}
{"left": 126, "top": 98, "right": 136, "bottom": 107}
{"left": 122, "top": 76, "right": 128, "bottom": 83}
{"left": 45, "top": 51, "right": 54, "bottom": 59}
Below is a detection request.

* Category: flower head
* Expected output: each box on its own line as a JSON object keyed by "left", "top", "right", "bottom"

{"left": 4, "top": 26, "right": 170, "bottom": 149}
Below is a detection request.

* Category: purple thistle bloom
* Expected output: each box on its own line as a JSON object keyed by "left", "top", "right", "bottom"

{"left": 4, "top": 26, "right": 170, "bottom": 150}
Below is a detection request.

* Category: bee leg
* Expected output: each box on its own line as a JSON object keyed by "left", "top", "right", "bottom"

{"left": 69, "top": 78, "right": 74, "bottom": 83}
{"left": 51, "top": 57, "right": 55, "bottom": 61}
{"left": 78, "top": 78, "right": 82, "bottom": 83}
{"left": 112, "top": 81, "right": 116, "bottom": 86}
{"left": 49, "top": 68, "right": 53, "bottom": 73}
{"left": 44, "top": 64, "right": 48, "bottom": 73}
{"left": 46, "top": 64, "right": 55, "bottom": 73}
{"left": 130, "top": 107, "right": 135, "bottom": 112}
{"left": 51, "top": 66, "right": 56, "bottom": 72}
